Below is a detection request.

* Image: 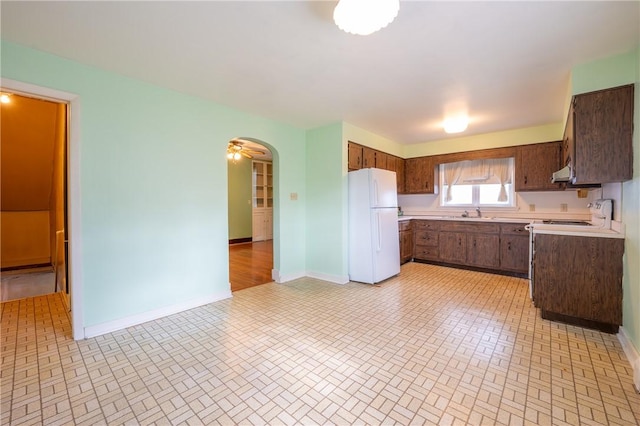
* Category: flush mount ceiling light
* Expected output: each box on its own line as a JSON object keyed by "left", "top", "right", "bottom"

{"left": 0, "top": 93, "right": 11, "bottom": 104}
{"left": 333, "top": 0, "right": 400, "bottom": 36}
{"left": 443, "top": 115, "right": 469, "bottom": 134}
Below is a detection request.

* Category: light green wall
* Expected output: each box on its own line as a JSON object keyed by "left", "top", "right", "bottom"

{"left": 572, "top": 48, "right": 640, "bottom": 353}
{"left": 305, "top": 123, "right": 348, "bottom": 281}
{"left": 1, "top": 41, "right": 307, "bottom": 328}
{"left": 571, "top": 49, "right": 638, "bottom": 95}
{"left": 227, "top": 158, "right": 252, "bottom": 240}
{"left": 403, "top": 123, "right": 564, "bottom": 158}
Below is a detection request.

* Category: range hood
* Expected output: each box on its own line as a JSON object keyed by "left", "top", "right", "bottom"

{"left": 551, "top": 165, "right": 572, "bottom": 183}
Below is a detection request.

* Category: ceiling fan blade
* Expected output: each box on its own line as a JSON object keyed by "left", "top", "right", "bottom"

{"left": 240, "top": 151, "right": 253, "bottom": 159}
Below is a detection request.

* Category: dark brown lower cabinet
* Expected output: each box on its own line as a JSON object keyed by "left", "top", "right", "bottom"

{"left": 411, "top": 220, "right": 528, "bottom": 276}
{"left": 500, "top": 235, "right": 529, "bottom": 273}
{"left": 399, "top": 221, "right": 413, "bottom": 264}
{"left": 467, "top": 233, "right": 500, "bottom": 268}
{"left": 438, "top": 231, "right": 467, "bottom": 264}
{"left": 533, "top": 233, "right": 624, "bottom": 333}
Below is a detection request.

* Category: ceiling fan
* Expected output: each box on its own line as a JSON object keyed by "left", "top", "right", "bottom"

{"left": 227, "top": 140, "right": 266, "bottom": 160}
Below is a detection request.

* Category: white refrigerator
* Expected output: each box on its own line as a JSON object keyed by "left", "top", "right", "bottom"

{"left": 348, "top": 168, "right": 400, "bottom": 284}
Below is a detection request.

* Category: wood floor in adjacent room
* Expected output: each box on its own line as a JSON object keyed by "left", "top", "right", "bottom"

{"left": 229, "top": 240, "right": 273, "bottom": 292}
{"left": 2, "top": 262, "right": 639, "bottom": 425}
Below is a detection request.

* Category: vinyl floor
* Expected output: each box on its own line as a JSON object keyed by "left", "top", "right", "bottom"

{"left": 1, "top": 262, "right": 639, "bottom": 425}
{"left": 0, "top": 268, "right": 56, "bottom": 302}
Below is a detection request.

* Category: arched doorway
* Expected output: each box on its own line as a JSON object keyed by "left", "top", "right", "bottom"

{"left": 227, "top": 138, "right": 275, "bottom": 292}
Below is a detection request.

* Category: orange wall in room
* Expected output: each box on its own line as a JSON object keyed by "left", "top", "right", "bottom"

{"left": 1, "top": 94, "right": 64, "bottom": 268}
{"left": 1, "top": 211, "right": 51, "bottom": 268}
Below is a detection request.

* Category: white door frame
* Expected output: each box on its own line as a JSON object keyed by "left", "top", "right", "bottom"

{"left": 2, "top": 78, "right": 85, "bottom": 340}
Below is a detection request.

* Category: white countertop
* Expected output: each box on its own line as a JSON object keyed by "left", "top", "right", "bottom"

{"left": 398, "top": 215, "right": 530, "bottom": 223}
{"left": 397, "top": 215, "right": 625, "bottom": 238}
{"left": 530, "top": 223, "right": 625, "bottom": 239}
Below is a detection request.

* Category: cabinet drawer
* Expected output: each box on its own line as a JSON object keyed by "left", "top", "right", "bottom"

{"left": 413, "top": 220, "right": 441, "bottom": 231}
{"left": 500, "top": 223, "right": 529, "bottom": 236}
{"left": 441, "top": 221, "right": 499, "bottom": 234}
{"left": 398, "top": 220, "right": 412, "bottom": 232}
{"left": 414, "top": 246, "right": 439, "bottom": 261}
{"left": 414, "top": 230, "right": 438, "bottom": 247}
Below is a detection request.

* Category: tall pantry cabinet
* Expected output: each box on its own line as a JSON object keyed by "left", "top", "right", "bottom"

{"left": 252, "top": 160, "right": 273, "bottom": 241}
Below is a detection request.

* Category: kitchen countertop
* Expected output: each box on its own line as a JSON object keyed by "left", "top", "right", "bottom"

{"left": 397, "top": 215, "right": 625, "bottom": 238}
{"left": 398, "top": 215, "right": 530, "bottom": 223}
{"left": 529, "top": 223, "right": 624, "bottom": 239}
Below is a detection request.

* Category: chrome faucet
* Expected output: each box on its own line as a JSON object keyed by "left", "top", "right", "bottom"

{"left": 476, "top": 207, "right": 482, "bottom": 217}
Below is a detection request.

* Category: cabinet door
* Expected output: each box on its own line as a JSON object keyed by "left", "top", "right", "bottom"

{"left": 396, "top": 158, "right": 405, "bottom": 194}
{"left": 252, "top": 210, "right": 266, "bottom": 242}
{"left": 375, "top": 151, "right": 387, "bottom": 170}
{"left": 515, "top": 142, "right": 563, "bottom": 191}
{"left": 466, "top": 233, "right": 500, "bottom": 268}
{"left": 438, "top": 232, "right": 466, "bottom": 264}
{"left": 348, "top": 143, "right": 363, "bottom": 171}
{"left": 573, "top": 84, "right": 634, "bottom": 184}
{"left": 405, "top": 157, "right": 434, "bottom": 194}
{"left": 400, "top": 229, "right": 413, "bottom": 264}
{"left": 362, "top": 147, "right": 376, "bottom": 168}
{"left": 265, "top": 209, "right": 273, "bottom": 240}
{"left": 563, "top": 102, "right": 575, "bottom": 174}
{"left": 385, "top": 155, "right": 396, "bottom": 173}
{"left": 533, "top": 234, "right": 624, "bottom": 325}
{"left": 500, "top": 235, "right": 529, "bottom": 273}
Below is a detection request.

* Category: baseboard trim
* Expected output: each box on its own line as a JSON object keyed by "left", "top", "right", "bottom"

{"left": 272, "top": 269, "right": 305, "bottom": 283}
{"left": 306, "top": 271, "right": 350, "bottom": 285}
{"left": 618, "top": 326, "right": 640, "bottom": 392}
{"left": 84, "top": 291, "right": 233, "bottom": 338}
{"left": 229, "top": 238, "right": 252, "bottom": 245}
{"left": 271, "top": 269, "right": 350, "bottom": 285}
{"left": 1, "top": 262, "right": 52, "bottom": 272}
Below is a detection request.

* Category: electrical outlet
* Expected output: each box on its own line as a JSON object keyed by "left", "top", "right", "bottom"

{"left": 529, "top": 204, "right": 535, "bottom": 212}
{"left": 560, "top": 203, "right": 568, "bottom": 212}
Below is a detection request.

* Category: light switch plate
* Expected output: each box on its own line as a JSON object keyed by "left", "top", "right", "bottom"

{"left": 290, "top": 192, "right": 298, "bottom": 201}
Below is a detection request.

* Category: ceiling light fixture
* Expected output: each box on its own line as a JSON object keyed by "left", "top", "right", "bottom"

{"left": 0, "top": 93, "right": 11, "bottom": 104}
{"left": 227, "top": 143, "right": 243, "bottom": 162}
{"left": 333, "top": 0, "right": 400, "bottom": 36}
{"left": 227, "top": 140, "right": 266, "bottom": 162}
{"left": 443, "top": 116, "right": 469, "bottom": 134}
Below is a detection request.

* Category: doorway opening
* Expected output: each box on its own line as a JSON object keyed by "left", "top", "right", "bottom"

{"left": 1, "top": 79, "right": 83, "bottom": 340}
{"left": 0, "top": 92, "right": 68, "bottom": 303}
{"left": 227, "top": 138, "right": 275, "bottom": 292}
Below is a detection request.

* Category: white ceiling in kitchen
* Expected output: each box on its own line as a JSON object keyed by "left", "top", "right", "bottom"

{"left": 2, "top": 1, "right": 638, "bottom": 144}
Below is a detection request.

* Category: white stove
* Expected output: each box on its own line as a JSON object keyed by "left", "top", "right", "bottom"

{"left": 528, "top": 198, "right": 613, "bottom": 231}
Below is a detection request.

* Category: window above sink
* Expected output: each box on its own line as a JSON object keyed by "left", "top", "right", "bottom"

{"left": 440, "top": 158, "right": 515, "bottom": 208}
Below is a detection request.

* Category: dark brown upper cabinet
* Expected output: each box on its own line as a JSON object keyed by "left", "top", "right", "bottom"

{"left": 566, "top": 84, "right": 634, "bottom": 185}
{"left": 515, "top": 142, "right": 564, "bottom": 191}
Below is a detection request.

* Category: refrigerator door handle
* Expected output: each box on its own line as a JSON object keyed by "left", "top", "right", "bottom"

{"left": 376, "top": 212, "right": 382, "bottom": 252}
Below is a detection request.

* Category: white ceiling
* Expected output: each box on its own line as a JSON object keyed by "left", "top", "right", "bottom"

{"left": 2, "top": 1, "right": 638, "bottom": 144}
